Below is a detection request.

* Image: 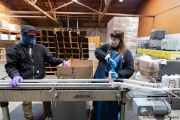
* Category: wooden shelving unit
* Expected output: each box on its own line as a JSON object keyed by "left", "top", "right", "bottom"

{"left": 39, "top": 29, "right": 57, "bottom": 75}
{"left": 55, "top": 30, "right": 88, "bottom": 60}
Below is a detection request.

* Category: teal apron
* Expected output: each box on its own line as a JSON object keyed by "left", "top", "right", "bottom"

{"left": 93, "top": 50, "right": 123, "bottom": 120}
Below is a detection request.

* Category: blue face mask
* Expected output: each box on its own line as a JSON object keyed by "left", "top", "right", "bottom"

{"left": 20, "top": 33, "right": 37, "bottom": 46}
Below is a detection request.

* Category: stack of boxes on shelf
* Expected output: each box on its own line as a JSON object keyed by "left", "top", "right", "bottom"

{"left": 36, "top": 29, "right": 57, "bottom": 75}
{"left": 0, "top": 20, "right": 21, "bottom": 54}
{"left": 0, "top": 30, "right": 18, "bottom": 52}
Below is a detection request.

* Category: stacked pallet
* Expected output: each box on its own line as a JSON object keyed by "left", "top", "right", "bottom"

{"left": 71, "top": 31, "right": 80, "bottom": 59}
{"left": 81, "top": 37, "right": 89, "bottom": 59}
{"left": 56, "top": 30, "right": 89, "bottom": 60}
{"left": 64, "top": 31, "right": 72, "bottom": 59}
{"left": 0, "top": 40, "right": 15, "bottom": 52}
{"left": 78, "top": 31, "right": 89, "bottom": 59}
{"left": 56, "top": 31, "right": 65, "bottom": 59}
{"left": 0, "top": 47, "right": 6, "bottom": 61}
{"left": 40, "top": 29, "right": 57, "bottom": 75}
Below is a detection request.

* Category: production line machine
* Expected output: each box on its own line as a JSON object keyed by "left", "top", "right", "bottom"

{"left": 0, "top": 78, "right": 179, "bottom": 120}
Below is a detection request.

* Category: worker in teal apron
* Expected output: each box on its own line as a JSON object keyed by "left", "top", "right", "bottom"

{"left": 93, "top": 30, "right": 134, "bottom": 120}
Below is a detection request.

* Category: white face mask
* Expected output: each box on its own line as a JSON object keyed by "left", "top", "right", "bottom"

{"left": 109, "top": 40, "right": 120, "bottom": 48}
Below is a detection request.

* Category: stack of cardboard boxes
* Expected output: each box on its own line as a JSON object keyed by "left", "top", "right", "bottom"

{"left": 134, "top": 57, "right": 159, "bottom": 77}
{"left": 107, "top": 17, "right": 139, "bottom": 56}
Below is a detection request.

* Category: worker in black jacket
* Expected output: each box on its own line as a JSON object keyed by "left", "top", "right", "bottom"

{"left": 93, "top": 30, "right": 134, "bottom": 120}
{"left": 5, "top": 25, "right": 68, "bottom": 120}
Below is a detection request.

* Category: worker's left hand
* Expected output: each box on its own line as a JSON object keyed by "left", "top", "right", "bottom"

{"left": 110, "top": 70, "right": 118, "bottom": 79}
{"left": 63, "top": 60, "right": 68, "bottom": 66}
{"left": 108, "top": 58, "right": 116, "bottom": 69}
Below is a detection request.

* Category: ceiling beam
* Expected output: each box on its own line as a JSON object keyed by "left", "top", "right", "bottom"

{"left": 1, "top": 10, "right": 155, "bottom": 17}
{"left": 24, "top": 0, "right": 57, "bottom": 22}
{"left": 33, "top": 0, "right": 37, "bottom": 4}
{"left": 104, "top": 13, "right": 154, "bottom": 17}
{"left": 48, "top": 1, "right": 74, "bottom": 12}
{"left": 98, "top": 0, "right": 112, "bottom": 22}
{"left": 98, "top": 0, "right": 103, "bottom": 20}
{"left": 73, "top": 1, "right": 100, "bottom": 14}
{"left": 48, "top": 0, "right": 56, "bottom": 19}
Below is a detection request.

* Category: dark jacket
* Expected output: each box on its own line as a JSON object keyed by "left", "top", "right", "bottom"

{"left": 94, "top": 44, "right": 134, "bottom": 79}
{"left": 5, "top": 43, "right": 63, "bottom": 79}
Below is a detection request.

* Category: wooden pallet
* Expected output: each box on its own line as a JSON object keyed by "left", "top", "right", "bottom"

{"left": 0, "top": 47, "right": 6, "bottom": 54}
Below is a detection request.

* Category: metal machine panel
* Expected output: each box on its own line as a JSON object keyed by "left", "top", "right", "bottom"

{"left": 52, "top": 101, "right": 86, "bottom": 120}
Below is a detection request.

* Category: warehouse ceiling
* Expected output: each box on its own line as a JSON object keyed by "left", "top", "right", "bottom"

{"left": 1, "top": 0, "right": 149, "bottom": 28}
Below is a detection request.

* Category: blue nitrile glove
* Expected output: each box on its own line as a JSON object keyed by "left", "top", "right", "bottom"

{"left": 110, "top": 70, "right": 118, "bottom": 79}
{"left": 63, "top": 60, "right": 68, "bottom": 66}
{"left": 9, "top": 76, "right": 23, "bottom": 87}
{"left": 108, "top": 58, "right": 117, "bottom": 69}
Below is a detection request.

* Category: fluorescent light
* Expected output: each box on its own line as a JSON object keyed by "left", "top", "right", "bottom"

{"left": 119, "top": 0, "right": 123, "bottom": 2}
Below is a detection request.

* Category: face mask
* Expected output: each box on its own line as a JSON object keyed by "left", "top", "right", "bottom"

{"left": 20, "top": 33, "right": 37, "bottom": 46}
{"left": 109, "top": 40, "right": 120, "bottom": 48}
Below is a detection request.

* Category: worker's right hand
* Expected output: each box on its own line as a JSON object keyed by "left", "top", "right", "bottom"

{"left": 108, "top": 58, "right": 117, "bottom": 69}
{"left": 104, "top": 54, "right": 110, "bottom": 60}
{"left": 9, "top": 76, "right": 23, "bottom": 87}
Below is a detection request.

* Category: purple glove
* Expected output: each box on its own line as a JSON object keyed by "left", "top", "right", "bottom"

{"left": 9, "top": 76, "right": 23, "bottom": 87}
{"left": 63, "top": 60, "right": 68, "bottom": 66}
{"left": 108, "top": 58, "right": 117, "bottom": 69}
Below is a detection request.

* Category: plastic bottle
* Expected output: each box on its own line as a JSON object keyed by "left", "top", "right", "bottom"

{"left": 136, "top": 71, "right": 141, "bottom": 80}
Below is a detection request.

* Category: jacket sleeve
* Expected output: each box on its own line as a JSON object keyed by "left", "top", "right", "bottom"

{"left": 43, "top": 46, "right": 64, "bottom": 66}
{"left": 117, "top": 49, "right": 134, "bottom": 79}
{"left": 94, "top": 44, "right": 109, "bottom": 61}
{"left": 5, "top": 47, "right": 20, "bottom": 78}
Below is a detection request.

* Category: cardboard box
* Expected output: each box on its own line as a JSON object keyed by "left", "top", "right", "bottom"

{"left": 93, "top": 59, "right": 99, "bottom": 77}
{"left": 134, "top": 57, "right": 159, "bottom": 77}
{"left": 139, "top": 59, "right": 159, "bottom": 69}
{"left": 139, "top": 69, "right": 158, "bottom": 77}
{"left": 57, "top": 59, "right": 93, "bottom": 79}
{"left": 134, "top": 58, "right": 139, "bottom": 72}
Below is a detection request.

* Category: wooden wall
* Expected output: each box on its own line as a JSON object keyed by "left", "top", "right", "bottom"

{"left": 138, "top": 0, "right": 180, "bottom": 37}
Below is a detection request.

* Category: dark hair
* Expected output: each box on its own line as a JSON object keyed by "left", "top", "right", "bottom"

{"left": 110, "top": 30, "right": 124, "bottom": 40}
{"left": 109, "top": 30, "right": 126, "bottom": 54}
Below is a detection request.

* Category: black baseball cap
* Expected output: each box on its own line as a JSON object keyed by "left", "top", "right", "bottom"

{"left": 21, "top": 25, "right": 40, "bottom": 35}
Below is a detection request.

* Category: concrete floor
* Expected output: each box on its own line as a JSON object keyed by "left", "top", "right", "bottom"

{"left": 0, "top": 60, "right": 179, "bottom": 120}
